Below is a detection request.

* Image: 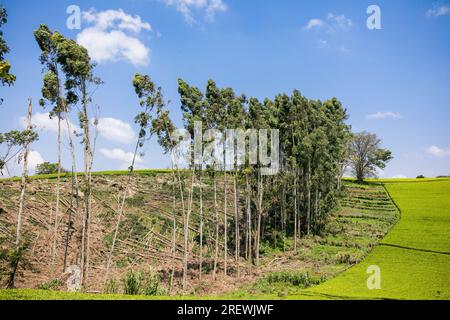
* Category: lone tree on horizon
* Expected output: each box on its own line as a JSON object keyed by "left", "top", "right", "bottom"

{"left": 347, "top": 132, "right": 393, "bottom": 182}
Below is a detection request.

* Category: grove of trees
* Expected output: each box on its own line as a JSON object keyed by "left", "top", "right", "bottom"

{"left": 0, "top": 4, "right": 394, "bottom": 293}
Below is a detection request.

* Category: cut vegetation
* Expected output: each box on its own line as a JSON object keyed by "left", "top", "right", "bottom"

{"left": 0, "top": 173, "right": 406, "bottom": 299}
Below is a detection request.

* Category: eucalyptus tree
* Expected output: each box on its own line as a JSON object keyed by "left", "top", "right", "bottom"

{"left": 227, "top": 93, "right": 246, "bottom": 273}
{"left": 247, "top": 97, "right": 267, "bottom": 266}
{"left": 16, "top": 99, "right": 34, "bottom": 248}
{"left": 150, "top": 96, "right": 178, "bottom": 290}
{"left": 33, "top": 25, "right": 67, "bottom": 273}
{"left": 56, "top": 37, "right": 102, "bottom": 287}
{"left": 204, "top": 80, "right": 222, "bottom": 278}
{"left": 177, "top": 78, "right": 207, "bottom": 288}
{"left": 103, "top": 73, "right": 164, "bottom": 284}
{"left": 158, "top": 77, "right": 353, "bottom": 288}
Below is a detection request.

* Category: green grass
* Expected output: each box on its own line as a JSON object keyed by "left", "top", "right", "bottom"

{"left": 0, "top": 289, "right": 190, "bottom": 300}
{"left": 0, "top": 169, "right": 175, "bottom": 181}
{"left": 1, "top": 179, "right": 449, "bottom": 300}
{"left": 289, "top": 179, "right": 450, "bottom": 300}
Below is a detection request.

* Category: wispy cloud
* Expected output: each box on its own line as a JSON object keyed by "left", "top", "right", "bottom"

{"left": 303, "top": 13, "right": 353, "bottom": 53}
{"left": 16, "top": 150, "right": 44, "bottom": 174}
{"left": 304, "top": 19, "right": 324, "bottom": 30}
{"left": 426, "top": 4, "right": 450, "bottom": 17}
{"left": 425, "top": 145, "right": 450, "bottom": 158}
{"left": 366, "top": 111, "right": 402, "bottom": 120}
{"left": 303, "top": 13, "right": 353, "bottom": 32}
{"left": 94, "top": 117, "right": 136, "bottom": 144}
{"left": 391, "top": 174, "right": 407, "bottom": 179}
{"left": 21, "top": 112, "right": 81, "bottom": 135}
{"left": 77, "top": 9, "right": 151, "bottom": 66}
{"left": 99, "top": 148, "right": 145, "bottom": 169}
{"left": 163, "top": 0, "right": 227, "bottom": 24}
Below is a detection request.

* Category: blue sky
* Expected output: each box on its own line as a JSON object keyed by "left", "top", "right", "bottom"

{"left": 1, "top": 0, "right": 449, "bottom": 178}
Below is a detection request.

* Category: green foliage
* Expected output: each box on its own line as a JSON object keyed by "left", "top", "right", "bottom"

{"left": 0, "top": 243, "right": 31, "bottom": 289}
{"left": 35, "top": 162, "right": 66, "bottom": 175}
{"left": 0, "top": 6, "right": 15, "bottom": 89}
{"left": 125, "top": 194, "right": 145, "bottom": 207}
{"left": 121, "top": 270, "right": 164, "bottom": 296}
{"left": 266, "top": 272, "right": 324, "bottom": 288}
{"left": 122, "top": 270, "right": 141, "bottom": 295}
{"left": 132, "top": 73, "right": 167, "bottom": 170}
{"left": 347, "top": 132, "right": 393, "bottom": 182}
{"left": 37, "top": 279, "right": 61, "bottom": 291}
{"left": 142, "top": 273, "right": 162, "bottom": 296}
{"left": 299, "top": 180, "right": 450, "bottom": 300}
{"left": 0, "top": 129, "right": 39, "bottom": 175}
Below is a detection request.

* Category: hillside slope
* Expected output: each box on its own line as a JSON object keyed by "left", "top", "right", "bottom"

{"left": 0, "top": 174, "right": 399, "bottom": 299}
{"left": 292, "top": 180, "right": 450, "bottom": 300}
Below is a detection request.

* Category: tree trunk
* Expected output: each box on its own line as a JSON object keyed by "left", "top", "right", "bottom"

{"left": 199, "top": 168, "right": 204, "bottom": 280}
{"left": 51, "top": 115, "right": 62, "bottom": 275}
{"left": 233, "top": 170, "right": 239, "bottom": 277}
{"left": 281, "top": 183, "right": 286, "bottom": 252}
{"left": 293, "top": 174, "right": 298, "bottom": 252}
{"left": 212, "top": 175, "right": 219, "bottom": 280}
{"left": 81, "top": 83, "right": 92, "bottom": 289}
{"left": 170, "top": 178, "right": 177, "bottom": 293}
{"left": 61, "top": 100, "right": 80, "bottom": 268}
{"left": 16, "top": 98, "right": 33, "bottom": 247}
{"left": 245, "top": 174, "right": 251, "bottom": 262}
{"left": 223, "top": 161, "right": 228, "bottom": 276}
{"left": 255, "top": 172, "right": 263, "bottom": 266}
{"left": 306, "top": 159, "right": 311, "bottom": 236}
{"left": 183, "top": 169, "right": 195, "bottom": 291}
{"left": 63, "top": 166, "right": 75, "bottom": 272}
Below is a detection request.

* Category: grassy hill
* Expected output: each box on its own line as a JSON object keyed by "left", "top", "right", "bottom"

{"left": 0, "top": 177, "right": 448, "bottom": 300}
{"left": 290, "top": 179, "right": 450, "bottom": 300}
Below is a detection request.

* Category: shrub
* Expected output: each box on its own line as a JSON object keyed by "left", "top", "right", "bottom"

{"left": 103, "top": 279, "right": 118, "bottom": 294}
{"left": 266, "top": 272, "right": 323, "bottom": 288}
{"left": 121, "top": 269, "right": 164, "bottom": 296}
{"left": 335, "top": 251, "right": 361, "bottom": 264}
{"left": 125, "top": 194, "right": 145, "bottom": 207}
{"left": 416, "top": 175, "right": 425, "bottom": 179}
{"left": 38, "top": 279, "right": 61, "bottom": 291}
{"left": 122, "top": 270, "right": 141, "bottom": 295}
{"left": 142, "top": 272, "right": 161, "bottom": 296}
{"left": 35, "top": 162, "right": 66, "bottom": 175}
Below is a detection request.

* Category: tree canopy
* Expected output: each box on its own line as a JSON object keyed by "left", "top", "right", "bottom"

{"left": 347, "top": 132, "right": 393, "bottom": 182}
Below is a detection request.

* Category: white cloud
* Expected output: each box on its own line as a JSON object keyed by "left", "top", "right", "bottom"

{"left": 21, "top": 112, "right": 81, "bottom": 136}
{"left": 99, "top": 148, "right": 145, "bottom": 165}
{"left": 82, "top": 9, "right": 151, "bottom": 32}
{"left": 16, "top": 150, "right": 44, "bottom": 174}
{"left": 304, "top": 13, "right": 353, "bottom": 32}
{"left": 426, "top": 4, "right": 450, "bottom": 17}
{"left": 164, "top": 0, "right": 227, "bottom": 24}
{"left": 77, "top": 9, "right": 151, "bottom": 66}
{"left": 425, "top": 145, "right": 450, "bottom": 158}
{"left": 94, "top": 117, "right": 136, "bottom": 144}
{"left": 327, "top": 13, "right": 353, "bottom": 30}
{"left": 366, "top": 111, "right": 402, "bottom": 120}
{"left": 304, "top": 19, "right": 324, "bottom": 30}
{"left": 391, "top": 174, "right": 407, "bottom": 179}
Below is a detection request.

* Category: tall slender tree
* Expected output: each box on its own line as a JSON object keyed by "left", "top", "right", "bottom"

{"left": 56, "top": 37, "right": 102, "bottom": 288}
